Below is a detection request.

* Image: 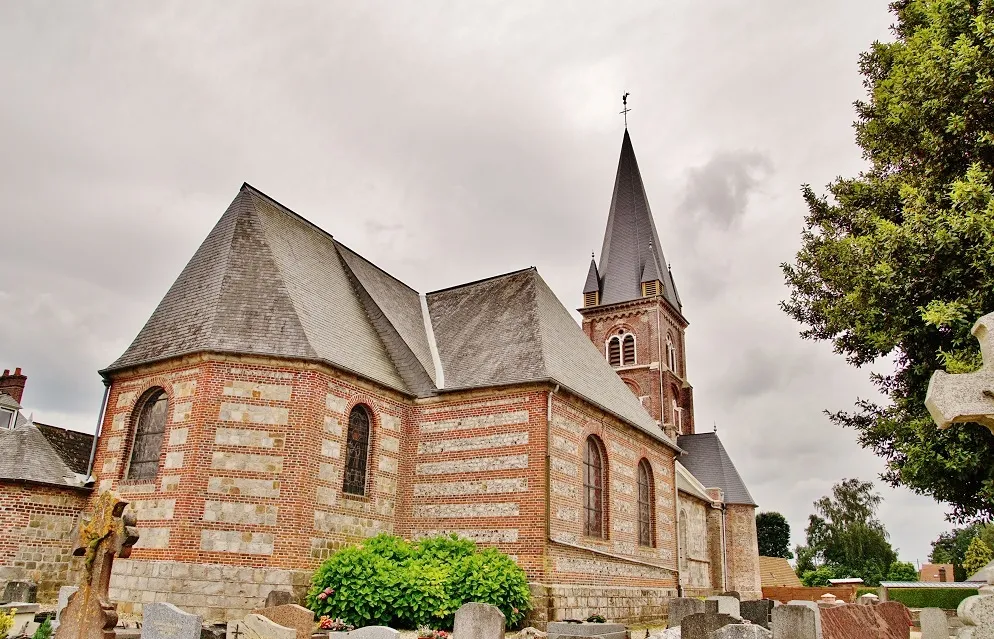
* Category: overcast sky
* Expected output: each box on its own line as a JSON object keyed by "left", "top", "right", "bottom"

{"left": 0, "top": 1, "right": 961, "bottom": 565}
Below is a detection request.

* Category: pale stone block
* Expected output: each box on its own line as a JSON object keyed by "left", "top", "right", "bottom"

{"left": 318, "top": 463, "right": 339, "bottom": 483}
{"left": 102, "top": 458, "right": 119, "bottom": 474}
{"left": 380, "top": 434, "right": 400, "bottom": 453}
{"left": 134, "top": 528, "right": 170, "bottom": 549}
{"left": 316, "top": 486, "right": 337, "bottom": 507}
{"left": 218, "top": 403, "right": 289, "bottom": 425}
{"left": 172, "top": 401, "right": 193, "bottom": 423}
{"left": 164, "top": 451, "right": 184, "bottom": 469}
{"left": 161, "top": 476, "right": 181, "bottom": 492}
{"left": 413, "top": 477, "right": 527, "bottom": 497}
{"left": 173, "top": 380, "right": 197, "bottom": 398}
{"left": 223, "top": 380, "right": 293, "bottom": 401}
{"left": 129, "top": 499, "right": 176, "bottom": 521}
{"left": 313, "top": 511, "right": 390, "bottom": 535}
{"left": 413, "top": 503, "right": 519, "bottom": 518}
{"left": 325, "top": 394, "right": 347, "bottom": 414}
{"left": 207, "top": 477, "right": 281, "bottom": 498}
{"left": 418, "top": 431, "right": 528, "bottom": 454}
{"left": 320, "top": 440, "right": 340, "bottom": 458}
{"left": 421, "top": 410, "right": 528, "bottom": 433}
{"left": 323, "top": 416, "right": 342, "bottom": 436}
{"left": 117, "top": 390, "right": 138, "bottom": 408}
{"left": 212, "top": 452, "right": 283, "bottom": 473}
{"left": 104, "top": 435, "right": 123, "bottom": 452}
{"left": 112, "top": 413, "right": 128, "bottom": 431}
{"left": 168, "top": 427, "right": 188, "bottom": 447}
{"left": 416, "top": 454, "right": 528, "bottom": 475}
{"left": 375, "top": 476, "right": 397, "bottom": 495}
{"left": 200, "top": 530, "right": 273, "bottom": 555}
{"left": 216, "top": 427, "right": 279, "bottom": 449}
{"left": 415, "top": 529, "right": 519, "bottom": 543}
{"left": 378, "top": 456, "right": 398, "bottom": 474}
{"left": 556, "top": 506, "right": 580, "bottom": 523}
{"left": 380, "top": 414, "right": 400, "bottom": 431}
{"left": 203, "top": 501, "right": 278, "bottom": 526}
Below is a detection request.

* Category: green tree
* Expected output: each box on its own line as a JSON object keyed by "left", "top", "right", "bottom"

{"left": 780, "top": 0, "right": 994, "bottom": 522}
{"left": 964, "top": 536, "right": 994, "bottom": 577}
{"left": 756, "top": 512, "right": 794, "bottom": 558}
{"left": 794, "top": 479, "right": 897, "bottom": 586}
{"left": 929, "top": 522, "right": 994, "bottom": 580}
{"left": 887, "top": 561, "right": 920, "bottom": 581}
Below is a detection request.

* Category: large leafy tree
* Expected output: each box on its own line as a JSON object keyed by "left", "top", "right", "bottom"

{"left": 795, "top": 479, "right": 898, "bottom": 586}
{"left": 782, "top": 0, "right": 994, "bottom": 522}
{"left": 930, "top": 522, "right": 994, "bottom": 580}
{"left": 964, "top": 536, "right": 994, "bottom": 576}
{"left": 756, "top": 512, "right": 794, "bottom": 558}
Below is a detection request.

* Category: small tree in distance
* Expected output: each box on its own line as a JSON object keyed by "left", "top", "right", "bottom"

{"left": 756, "top": 511, "right": 793, "bottom": 558}
{"left": 964, "top": 536, "right": 994, "bottom": 578}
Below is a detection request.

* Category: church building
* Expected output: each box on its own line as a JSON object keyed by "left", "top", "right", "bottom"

{"left": 74, "top": 128, "right": 761, "bottom": 624}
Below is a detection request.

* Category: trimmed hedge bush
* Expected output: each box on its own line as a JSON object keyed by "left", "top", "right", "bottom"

{"left": 886, "top": 587, "right": 978, "bottom": 610}
{"left": 306, "top": 534, "right": 531, "bottom": 630}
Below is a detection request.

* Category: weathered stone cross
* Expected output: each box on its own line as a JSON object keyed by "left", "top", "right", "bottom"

{"left": 925, "top": 312, "right": 994, "bottom": 434}
{"left": 54, "top": 491, "right": 139, "bottom": 639}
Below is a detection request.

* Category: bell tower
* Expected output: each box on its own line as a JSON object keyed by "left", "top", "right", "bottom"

{"left": 580, "top": 129, "right": 694, "bottom": 438}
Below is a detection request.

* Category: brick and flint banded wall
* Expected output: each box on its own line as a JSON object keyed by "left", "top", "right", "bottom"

{"left": 0, "top": 483, "right": 88, "bottom": 602}
{"left": 90, "top": 355, "right": 408, "bottom": 620}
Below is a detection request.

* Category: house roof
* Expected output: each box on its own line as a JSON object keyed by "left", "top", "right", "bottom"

{"left": 105, "top": 184, "right": 678, "bottom": 449}
{"left": 594, "top": 129, "right": 681, "bottom": 309}
{"left": 0, "top": 392, "right": 21, "bottom": 411}
{"left": 758, "top": 556, "right": 802, "bottom": 588}
{"left": 676, "top": 432, "right": 756, "bottom": 505}
{"left": 35, "top": 422, "right": 94, "bottom": 475}
{"left": 0, "top": 422, "right": 87, "bottom": 488}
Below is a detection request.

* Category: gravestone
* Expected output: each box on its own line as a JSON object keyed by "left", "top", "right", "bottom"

{"left": 876, "top": 601, "right": 913, "bottom": 639}
{"left": 2, "top": 580, "right": 37, "bottom": 603}
{"left": 740, "top": 599, "right": 774, "bottom": 628}
{"left": 680, "top": 613, "right": 735, "bottom": 639}
{"left": 200, "top": 624, "right": 226, "bottom": 639}
{"left": 668, "top": 597, "right": 706, "bottom": 628}
{"left": 347, "top": 628, "right": 400, "bottom": 639}
{"left": 772, "top": 603, "right": 822, "bottom": 639}
{"left": 264, "top": 591, "right": 294, "bottom": 608}
{"left": 250, "top": 604, "right": 314, "bottom": 639}
{"left": 957, "top": 594, "right": 994, "bottom": 639}
{"left": 143, "top": 603, "right": 203, "bottom": 639}
{"left": 241, "top": 614, "right": 295, "bottom": 639}
{"left": 0, "top": 602, "right": 41, "bottom": 637}
{"left": 712, "top": 624, "right": 771, "bottom": 639}
{"left": 925, "top": 312, "right": 994, "bottom": 435}
{"left": 546, "top": 621, "right": 626, "bottom": 639}
{"left": 705, "top": 596, "right": 741, "bottom": 618}
{"left": 54, "top": 491, "right": 139, "bottom": 639}
{"left": 721, "top": 591, "right": 742, "bottom": 601}
{"left": 920, "top": 608, "right": 951, "bottom": 639}
{"left": 51, "top": 586, "right": 79, "bottom": 633}
{"left": 453, "top": 602, "right": 505, "bottom": 639}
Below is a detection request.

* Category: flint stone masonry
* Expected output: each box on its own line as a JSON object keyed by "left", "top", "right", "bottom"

{"left": 609, "top": 460, "right": 634, "bottom": 479}
{"left": 552, "top": 480, "right": 578, "bottom": 499}
{"left": 413, "top": 478, "right": 528, "bottom": 497}
{"left": 417, "top": 431, "right": 529, "bottom": 454}
{"left": 413, "top": 503, "right": 519, "bottom": 518}
{"left": 552, "top": 434, "right": 577, "bottom": 455}
{"left": 454, "top": 602, "right": 505, "bottom": 639}
{"left": 203, "top": 501, "right": 279, "bottom": 526}
{"left": 313, "top": 511, "right": 390, "bottom": 536}
{"left": 420, "top": 410, "right": 529, "bottom": 433}
{"left": 129, "top": 499, "right": 176, "bottom": 521}
{"left": 920, "top": 608, "right": 950, "bottom": 639}
{"left": 555, "top": 557, "right": 669, "bottom": 579}
{"left": 212, "top": 452, "right": 283, "bottom": 473}
{"left": 223, "top": 381, "right": 293, "bottom": 401}
{"left": 219, "top": 403, "right": 289, "bottom": 425}
{"left": 551, "top": 457, "right": 578, "bottom": 477}
{"left": 208, "top": 477, "right": 281, "bottom": 498}
{"left": 143, "top": 603, "right": 203, "bottom": 639}
{"left": 556, "top": 506, "right": 580, "bottom": 523}
{"left": 200, "top": 530, "right": 274, "bottom": 555}
{"left": 216, "top": 428, "right": 281, "bottom": 449}
{"left": 416, "top": 454, "right": 528, "bottom": 475}
{"left": 414, "top": 529, "right": 519, "bottom": 543}
{"left": 667, "top": 597, "right": 705, "bottom": 628}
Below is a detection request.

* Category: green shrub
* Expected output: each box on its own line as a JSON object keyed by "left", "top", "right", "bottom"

{"left": 306, "top": 534, "right": 531, "bottom": 630}
{"left": 0, "top": 608, "right": 15, "bottom": 639}
{"left": 32, "top": 618, "right": 52, "bottom": 639}
{"left": 886, "top": 587, "right": 978, "bottom": 610}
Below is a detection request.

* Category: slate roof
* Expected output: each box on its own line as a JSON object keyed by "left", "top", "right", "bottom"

{"left": 676, "top": 432, "right": 756, "bottom": 505}
{"left": 0, "top": 392, "right": 20, "bottom": 410}
{"left": 594, "top": 129, "right": 681, "bottom": 309}
{"left": 106, "top": 184, "right": 678, "bottom": 449}
{"left": 0, "top": 422, "right": 87, "bottom": 488}
{"left": 35, "top": 422, "right": 94, "bottom": 475}
{"left": 758, "top": 556, "right": 803, "bottom": 587}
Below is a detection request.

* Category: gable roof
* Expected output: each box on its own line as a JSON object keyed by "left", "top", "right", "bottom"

{"left": 0, "top": 392, "right": 20, "bottom": 411}
{"left": 35, "top": 422, "right": 95, "bottom": 475}
{"left": 676, "top": 432, "right": 756, "bottom": 505}
{"left": 0, "top": 422, "right": 87, "bottom": 488}
{"left": 759, "top": 556, "right": 802, "bottom": 587}
{"left": 594, "top": 129, "right": 681, "bottom": 309}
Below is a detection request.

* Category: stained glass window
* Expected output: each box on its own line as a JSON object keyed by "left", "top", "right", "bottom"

{"left": 127, "top": 389, "right": 168, "bottom": 481}
{"left": 638, "top": 459, "right": 654, "bottom": 546}
{"left": 584, "top": 436, "right": 605, "bottom": 538}
{"left": 343, "top": 405, "right": 371, "bottom": 496}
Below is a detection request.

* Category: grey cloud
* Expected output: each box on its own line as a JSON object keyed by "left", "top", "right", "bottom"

{"left": 681, "top": 151, "right": 774, "bottom": 230}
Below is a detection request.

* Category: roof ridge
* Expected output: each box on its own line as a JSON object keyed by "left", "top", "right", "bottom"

{"left": 333, "top": 240, "right": 421, "bottom": 295}
{"left": 427, "top": 266, "right": 535, "bottom": 295}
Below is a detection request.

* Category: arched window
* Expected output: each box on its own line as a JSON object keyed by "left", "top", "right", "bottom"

{"left": 622, "top": 334, "right": 636, "bottom": 365}
{"left": 607, "top": 336, "right": 622, "bottom": 367}
{"left": 637, "top": 459, "right": 655, "bottom": 547}
{"left": 666, "top": 333, "right": 677, "bottom": 372}
{"left": 343, "top": 405, "right": 372, "bottom": 496}
{"left": 583, "top": 436, "right": 606, "bottom": 538}
{"left": 126, "top": 388, "right": 169, "bottom": 481}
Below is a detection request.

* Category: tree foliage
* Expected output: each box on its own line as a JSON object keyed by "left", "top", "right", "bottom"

{"left": 795, "top": 479, "right": 897, "bottom": 586}
{"left": 964, "top": 536, "right": 994, "bottom": 576}
{"left": 781, "top": 0, "right": 994, "bottom": 522}
{"left": 756, "top": 511, "right": 794, "bottom": 558}
{"left": 887, "top": 561, "right": 920, "bottom": 581}
{"left": 929, "top": 522, "right": 994, "bottom": 580}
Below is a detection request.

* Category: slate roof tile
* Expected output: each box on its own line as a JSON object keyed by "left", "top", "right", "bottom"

{"left": 677, "top": 432, "right": 756, "bottom": 505}
{"left": 0, "top": 422, "right": 86, "bottom": 488}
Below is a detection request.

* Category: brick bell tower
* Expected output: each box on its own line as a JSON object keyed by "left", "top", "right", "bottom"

{"left": 580, "top": 128, "right": 694, "bottom": 439}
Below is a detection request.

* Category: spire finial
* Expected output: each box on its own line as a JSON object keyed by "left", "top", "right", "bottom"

{"left": 620, "top": 92, "right": 631, "bottom": 128}
{"left": 713, "top": 420, "right": 717, "bottom": 433}
{"left": 591, "top": 251, "right": 595, "bottom": 260}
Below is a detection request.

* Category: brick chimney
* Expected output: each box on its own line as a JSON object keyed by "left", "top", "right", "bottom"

{"left": 0, "top": 368, "right": 27, "bottom": 404}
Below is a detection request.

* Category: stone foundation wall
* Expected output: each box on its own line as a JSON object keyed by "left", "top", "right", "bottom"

{"left": 526, "top": 582, "right": 675, "bottom": 629}
{"left": 109, "top": 558, "right": 311, "bottom": 621}
{"left": 0, "top": 483, "right": 88, "bottom": 602}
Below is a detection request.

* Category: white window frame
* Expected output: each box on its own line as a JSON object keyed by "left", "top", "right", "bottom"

{"left": 606, "top": 331, "right": 636, "bottom": 367}
{"left": 621, "top": 333, "right": 636, "bottom": 366}
{"left": 0, "top": 408, "right": 14, "bottom": 430}
{"left": 666, "top": 334, "right": 677, "bottom": 372}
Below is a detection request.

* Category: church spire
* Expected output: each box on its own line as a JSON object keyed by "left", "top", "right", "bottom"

{"left": 587, "top": 129, "right": 681, "bottom": 310}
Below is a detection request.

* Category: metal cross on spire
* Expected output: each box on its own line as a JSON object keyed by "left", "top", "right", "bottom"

{"left": 620, "top": 92, "right": 631, "bottom": 127}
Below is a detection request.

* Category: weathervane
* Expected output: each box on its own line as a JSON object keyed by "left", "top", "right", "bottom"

{"left": 620, "top": 92, "right": 631, "bottom": 127}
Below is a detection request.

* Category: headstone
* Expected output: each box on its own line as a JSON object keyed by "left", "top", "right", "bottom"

{"left": 241, "top": 614, "right": 295, "bottom": 639}
{"left": 453, "top": 602, "right": 505, "bottom": 639}
{"left": 346, "top": 628, "right": 400, "bottom": 639}
{"left": 856, "top": 593, "right": 879, "bottom": 606}
{"left": 668, "top": 598, "right": 706, "bottom": 628}
{"left": 200, "top": 624, "right": 226, "bottom": 639}
{"left": 264, "top": 591, "right": 294, "bottom": 608}
{"left": 143, "top": 603, "right": 203, "bottom": 639}
{"left": 721, "top": 592, "right": 742, "bottom": 601}
{"left": 0, "top": 602, "right": 41, "bottom": 637}
{"left": 772, "top": 603, "right": 822, "bottom": 639}
{"left": 546, "top": 622, "right": 626, "bottom": 638}
{"left": 705, "top": 596, "right": 741, "bottom": 618}
{"left": 54, "top": 491, "right": 139, "bottom": 639}
{"left": 920, "top": 608, "right": 951, "bottom": 639}
{"left": 680, "top": 613, "right": 735, "bottom": 639}
{"left": 876, "top": 601, "right": 913, "bottom": 639}
{"left": 52, "top": 586, "right": 79, "bottom": 633}
{"left": 712, "top": 624, "right": 772, "bottom": 639}
{"left": 925, "top": 312, "right": 994, "bottom": 435}
{"left": 2, "top": 580, "right": 37, "bottom": 603}
{"left": 957, "top": 594, "right": 994, "bottom": 639}
{"left": 740, "top": 600, "right": 774, "bottom": 629}
{"left": 250, "top": 605, "right": 314, "bottom": 639}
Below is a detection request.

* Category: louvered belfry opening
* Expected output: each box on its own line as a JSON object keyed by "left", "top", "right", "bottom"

{"left": 343, "top": 405, "right": 371, "bottom": 495}
{"left": 642, "top": 280, "right": 659, "bottom": 298}
{"left": 607, "top": 337, "right": 622, "bottom": 367}
{"left": 584, "top": 291, "right": 599, "bottom": 307}
{"left": 622, "top": 334, "right": 635, "bottom": 365}
{"left": 127, "top": 389, "right": 169, "bottom": 481}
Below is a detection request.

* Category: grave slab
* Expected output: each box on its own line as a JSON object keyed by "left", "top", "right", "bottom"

{"left": 739, "top": 600, "right": 774, "bottom": 629}
{"left": 705, "top": 596, "right": 741, "bottom": 618}
{"left": 772, "top": 604, "right": 822, "bottom": 639}
{"left": 2, "top": 580, "right": 37, "bottom": 603}
{"left": 667, "top": 598, "right": 705, "bottom": 628}
{"left": 347, "top": 627, "right": 400, "bottom": 639}
{"left": 250, "top": 604, "right": 314, "bottom": 639}
{"left": 721, "top": 591, "right": 742, "bottom": 601}
{"left": 143, "top": 603, "right": 204, "bottom": 639}
{"left": 454, "top": 602, "right": 505, "bottom": 639}
{"left": 920, "top": 608, "right": 951, "bottom": 639}
{"left": 712, "top": 624, "right": 771, "bottom": 639}
{"left": 242, "top": 614, "right": 295, "bottom": 639}
{"left": 547, "top": 621, "right": 626, "bottom": 638}
{"left": 680, "top": 612, "right": 735, "bottom": 639}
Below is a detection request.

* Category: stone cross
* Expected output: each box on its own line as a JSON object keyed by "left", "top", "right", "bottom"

{"left": 925, "top": 312, "right": 994, "bottom": 434}
{"left": 54, "top": 491, "right": 139, "bottom": 639}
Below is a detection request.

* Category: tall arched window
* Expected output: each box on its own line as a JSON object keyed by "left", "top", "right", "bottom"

{"left": 622, "top": 334, "right": 636, "bottom": 365}
{"left": 343, "top": 405, "right": 372, "bottom": 496}
{"left": 126, "top": 388, "right": 169, "bottom": 481}
{"left": 607, "top": 331, "right": 635, "bottom": 367}
{"left": 607, "top": 336, "right": 622, "bottom": 367}
{"left": 584, "top": 436, "right": 606, "bottom": 538}
{"left": 666, "top": 333, "right": 677, "bottom": 372}
{"left": 637, "top": 459, "right": 655, "bottom": 547}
